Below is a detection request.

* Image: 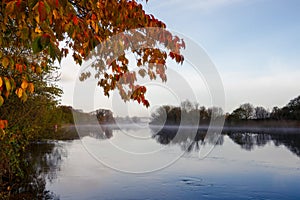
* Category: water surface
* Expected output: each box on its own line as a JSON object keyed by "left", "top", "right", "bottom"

{"left": 29, "top": 125, "right": 300, "bottom": 199}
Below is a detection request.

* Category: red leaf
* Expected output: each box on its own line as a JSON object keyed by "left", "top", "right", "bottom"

{"left": 38, "top": 1, "right": 47, "bottom": 22}
{"left": 91, "top": 13, "right": 97, "bottom": 20}
{"left": 16, "top": 0, "right": 21, "bottom": 7}
{"left": 73, "top": 16, "right": 78, "bottom": 25}
{"left": 169, "top": 52, "right": 175, "bottom": 59}
{"left": 0, "top": 120, "right": 8, "bottom": 129}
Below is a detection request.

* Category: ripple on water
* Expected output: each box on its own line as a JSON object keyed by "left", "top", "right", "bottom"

{"left": 180, "top": 177, "right": 213, "bottom": 187}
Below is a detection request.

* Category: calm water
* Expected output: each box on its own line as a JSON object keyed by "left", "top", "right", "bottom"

{"left": 27, "top": 125, "right": 300, "bottom": 199}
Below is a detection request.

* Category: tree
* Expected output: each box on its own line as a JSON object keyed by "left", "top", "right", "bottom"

{"left": 228, "top": 107, "right": 246, "bottom": 120}
{"left": 207, "top": 106, "right": 224, "bottom": 120}
{"left": 270, "top": 95, "right": 300, "bottom": 120}
{"left": 180, "top": 99, "right": 194, "bottom": 113}
{"left": 1, "top": 1, "right": 186, "bottom": 194}
{"left": 228, "top": 103, "right": 254, "bottom": 121}
{"left": 240, "top": 103, "right": 254, "bottom": 119}
{"left": 96, "top": 109, "right": 115, "bottom": 124}
{"left": 270, "top": 106, "right": 281, "bottom": 120}
{"left": 254, "top": 106, "right": 270, "bottom": 119}
{"left": 285, "top": 95, "right": 300, "bottom": 120}
{"left": 0, "top": 0, "right": 185, "bottom": 127}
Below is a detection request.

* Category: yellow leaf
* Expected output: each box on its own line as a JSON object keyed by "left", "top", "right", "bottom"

{"left": 53, "top": 9, "right": 59, "bottom": 19}
{"left": 1, "top": 57, "right": 10, "bottom": 68}
{"left": 15, "top": 88, "right": 23, "bottom": 98}
{"left": 27, "top": 83, "right": 34, "bottom": 94}
{"left": 35, "top": 26, "right": 42, "bottom": 33}
{"left": 36, "top": 66, "right": 42, "bottom": 74}
{"left": 0, "top": 77, "right": 2, "bottom": 87}
{"left": 4, "top": 77, "right": 11, "bottom": 92}
{"left": 21, "top": 80, "right": 28, "bottom": 89}
{"left": 35, "top": 15, "right": 40, "bottom": 23}
{"left": 21, "top": 90, "right": 27, "bottom": 102}
{"left": 0, "top": 96, "right": 4, "bottom": 106}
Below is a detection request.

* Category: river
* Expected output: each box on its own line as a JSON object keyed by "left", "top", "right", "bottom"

{"left": 24, "top": 124, "right": 300, "bottom": 199}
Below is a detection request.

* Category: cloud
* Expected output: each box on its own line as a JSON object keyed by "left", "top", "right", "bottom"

{"left": 222, "top": 68, "right": 300, "bottom": 112}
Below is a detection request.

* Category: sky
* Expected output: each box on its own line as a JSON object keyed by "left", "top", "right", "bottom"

{"left": 58, "top": 0, "right": 300, "bottom": 117}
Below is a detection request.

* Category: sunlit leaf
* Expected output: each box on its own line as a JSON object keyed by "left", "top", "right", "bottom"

{"left": 21, "top": 80, "right": 28, "bottom": 89}
{"left": 15, "top": 88, "right": 23, "bottom": 98}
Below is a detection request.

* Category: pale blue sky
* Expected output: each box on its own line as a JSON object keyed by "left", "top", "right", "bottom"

{"left": 144, "top": 0, "right": 300, "bottom": 107}
{"left": 58, "top": 0, "right": 300, "bottom": 116}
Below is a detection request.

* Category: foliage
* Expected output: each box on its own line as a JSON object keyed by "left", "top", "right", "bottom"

{"left": 0, "top": 0, "right": 185, "bottom": 121}
{"left": 270, "top": 95, "right": 300, "bottom": 120}
{"left": 227, "top": 103, "right": 254, "bottom": 121}
{"left": 151, "top": 95, "right": 300, "bottom": 126}
{"left": 150, "top": 100, "right": 224, "bottom": 126}
{"left": 254, "top": 106, "right": 270, "bottom": 119}
{"left": 0, "top": 1, "right": 185, "bottom": 193}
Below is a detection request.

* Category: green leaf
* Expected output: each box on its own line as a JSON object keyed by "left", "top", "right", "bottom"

{"left": 32, "top": 37, "right": 42, "bottom": 53}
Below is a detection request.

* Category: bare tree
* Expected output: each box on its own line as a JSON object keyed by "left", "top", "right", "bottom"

{"left": 240, "top": 103, "right": 254, "bottom": 119}
{"left": 254, "top": 106, "right": 270, "bottom": 119}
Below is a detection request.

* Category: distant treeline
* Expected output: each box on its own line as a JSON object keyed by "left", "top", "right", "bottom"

{"left": 58, "top": 106, "right": 115, "bottom": 126}
{"left": 150, "top": 95, "right": 300, "bottom": 127}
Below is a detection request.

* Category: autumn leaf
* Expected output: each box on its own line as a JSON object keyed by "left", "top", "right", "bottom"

{"left": 1, "top": 57, "right": 10, "bottom": 68}
{"left": 16, "top": 64, "right": 23, "bottom": 73}
{"left": 0, "top": 120, "right": 8, "bottom": 129}
{"left": 21, "top": 80, "right": 28, "bottom": 89}
{"left": 4, "top": 77, "right": 11, "bottom": 94}
{"left": 0, "top": 77, "right": 2, "bottom": 88}
{"left": 0, "top": 0, "right": 185, "bottom": 109}
{"left": 38, "top": 1, "right": 47, "bottom": 22}
{"left": 15, "top": 88, "right": 23, "bottom": 98}
{"left": 27, "top": 83, "right": 35, "bottom": 94}
{"left": 21, "top": 90, "right": 28, "bottom": 102}
{"left": 73, "top": 16, "right": 79, "bottom": 25}
{"left": 0, "top": 96, "right": 4, "bottom": 106}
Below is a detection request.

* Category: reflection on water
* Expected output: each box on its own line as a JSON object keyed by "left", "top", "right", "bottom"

{"left": 153, "top": 128, "right": 224, "bottom": 153}
{"left": 153, "top": 127, "right": 300, "bottom": 157}
{"left": 15, "top": 126, "right": 300, "bottom": 199}
{"left": 7, "top": 142, "right": 66, "bottom": 199}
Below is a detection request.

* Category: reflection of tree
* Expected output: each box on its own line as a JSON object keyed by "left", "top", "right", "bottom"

{"left": 270, "top": 134, "right": 300, "bottom": 157}
{"left": 226, "top": 132, "right": 300, "bottom": 157}
{"left": 74, "top": 125, "right": 114, "bottom": 139}
{"left": 3, "top": 142, "right": 65, "bottom": 199}
{"left": 152, "top": 128, "right": 224, "bottom": 153}
{"left": 226, "top": 132, "right": 271, "bottom": 150}
{"left": 153, "top": 127, "right": 300, "bottom": 158}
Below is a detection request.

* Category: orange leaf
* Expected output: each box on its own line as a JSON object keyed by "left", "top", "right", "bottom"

{"left": 91, "top": 13, "right": 97, "bottom": 20}
{"left": 16, "top": 63, "right": 23, "bottom": 73}
{"left": 0, "top": 120, "right": 8, "bottom": 129}
{"left": 21, "top": 80, "right": 28, "bottom": 89}
{"left": 27, "top": 83, "right": 34, "bottom": 94}
{"left": 15, "top": 88, "right": 23, "bottom": 98}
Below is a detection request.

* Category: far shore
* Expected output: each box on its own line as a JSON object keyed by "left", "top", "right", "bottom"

{"left": 55, "top": 120, "right": 300, "bottom": 139}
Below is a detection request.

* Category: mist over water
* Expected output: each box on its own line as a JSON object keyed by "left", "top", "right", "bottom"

{"left": 19, "top": 125, "right": 300, "bottom": 199}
